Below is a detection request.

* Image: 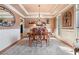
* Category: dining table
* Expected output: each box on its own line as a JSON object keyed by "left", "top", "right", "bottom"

{"left": 27, "top": 27, "right": 49, "bottom": 47}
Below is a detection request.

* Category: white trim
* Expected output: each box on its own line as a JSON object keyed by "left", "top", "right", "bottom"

{"left": 4, "top": 4, "right": 25, "bottom": 18}
{"left": 25, "top": 15, "right": 53, "bottom": 18}
{"left": 55, "top": 4, "right": 73, "bottom": 16}
{"left": 25, "top": 12, "right": 53, "bottom": 18}
{"left": 28, "top": 12, "right": 52, "bottom": 15}
{"left": 18, "top": 4, "right": 29, "bottom": 15}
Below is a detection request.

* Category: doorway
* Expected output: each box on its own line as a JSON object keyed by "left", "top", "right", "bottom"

{"left": 20, "top": 18, "right": 24, "bottom": 39}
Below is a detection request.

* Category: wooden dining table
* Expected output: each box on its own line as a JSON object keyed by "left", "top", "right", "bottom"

{"left": 27, "top": 27, "right": 49, "bottom": 47}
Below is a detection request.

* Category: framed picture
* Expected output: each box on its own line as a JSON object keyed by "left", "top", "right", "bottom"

{"left": 62, "top": 11, "right": 73, "bottom": 29}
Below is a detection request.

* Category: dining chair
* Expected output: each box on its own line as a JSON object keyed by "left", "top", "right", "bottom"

{"left": 30, "top": 28, "right": 39, "bottom": 46}
{"left": 41, "top": 28, "right": 49, "bottom": 46}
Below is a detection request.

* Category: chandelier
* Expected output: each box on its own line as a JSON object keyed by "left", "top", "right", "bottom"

{"left": 36, "top": 5, "right": 43, "bottom": 26}
{"left": 35, "top": 5, "right": 46, "bottom": 26}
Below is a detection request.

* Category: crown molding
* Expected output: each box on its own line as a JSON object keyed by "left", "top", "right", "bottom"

{"left": 24, "top": 15, "right": 54, "bottom": 18}
{"left": 18, "top": 4, "right": 29, "bottom": 15}
{"left": 4, "top": 4, "right": 25, "bottom": 17}
{"left": 55, "top": 4, "right": 73, "bottom": 17}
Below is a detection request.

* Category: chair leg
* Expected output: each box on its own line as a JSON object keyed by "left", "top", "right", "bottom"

{"left": 74, "top": 51, "right": 76, "bottom": 55}
{"left": 41, "top": 40, "right": 42, "bottom": 47}
{"left": 74, "top": 50, "right": 76, "bottom": 55}
{"left": 36, "top": 40, "right": 37, "bottom": 47}
{"left": 29, "top": 40, "right": 32, "bottom": 47}
{"left": 46, "top": 39, "right": 48, "bottom": 46}
{"left": 74, "top": 48, "right": 77, "bottom": 55}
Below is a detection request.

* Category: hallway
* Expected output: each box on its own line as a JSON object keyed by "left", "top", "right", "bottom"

{"left": 0, "top": 37, "right": 73, "bottom": 55}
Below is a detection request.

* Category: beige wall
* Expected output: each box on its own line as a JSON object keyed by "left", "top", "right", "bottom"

{"left": 50, "top": 17, "right": 56, "bottom": 32}
{"left": 59, "top": 5, "right": 76, "bottom": 45}
{"left": 24, "top": 18, "right": 35, "bottom": 28}
{"left": 24, "top": 18, "right": 50, "bottom": 29}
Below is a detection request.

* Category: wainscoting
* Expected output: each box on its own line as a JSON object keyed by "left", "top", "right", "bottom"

{"left": 0, "top": 29, "right": 20, "bottom": 51}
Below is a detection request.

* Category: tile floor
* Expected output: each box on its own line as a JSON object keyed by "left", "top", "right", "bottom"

{"left": 0, "top": 37, "right": 74, "bottom": 55}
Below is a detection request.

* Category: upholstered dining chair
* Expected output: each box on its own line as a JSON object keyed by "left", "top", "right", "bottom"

{"left": 41, "top": 28, "right": 49, "bottom": 46}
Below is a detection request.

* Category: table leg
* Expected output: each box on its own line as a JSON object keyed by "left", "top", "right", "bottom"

{"left": 74, "top": 49, "right": 76, "bottom": 55}
{"left": 28, "top": 36, "right": 32, "bottom": 47}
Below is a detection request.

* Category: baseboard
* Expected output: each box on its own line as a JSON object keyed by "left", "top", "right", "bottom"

{"left": 60, "top": 39, "right": 75, "bottom": 48}
{"left": 0, "top": 39, "right": 21, "bottom": 53}
{"left": 55, "top": 35, "right": 75, "bottom": 49}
